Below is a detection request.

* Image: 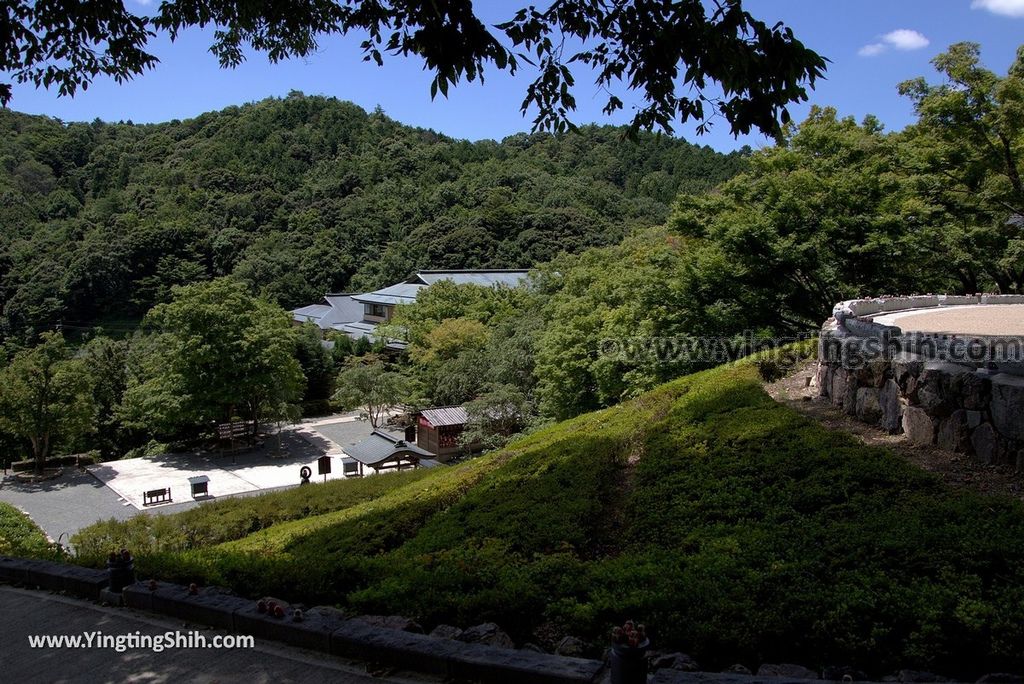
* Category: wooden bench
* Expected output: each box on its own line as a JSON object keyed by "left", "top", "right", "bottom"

{"left": 143, "top": 487, "right": 172, "bottom": 506}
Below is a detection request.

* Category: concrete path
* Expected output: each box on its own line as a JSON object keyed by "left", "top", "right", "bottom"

{"left": 0, "top": 415, "right": 389, "bottom": 542}
{"left": 86, "top": 428, "right": 364, "bottom": 510}
{"left": 0, "top": 469, "right": 304, "bottom": 542}
{"left": 0, "top": 468, "right": 134, "bottom": 545}
{"left": 304, "top": 418, "right": 389, "bottom": 454}
{"left": 0, "top": 585, "right": 437, "bottom": 683}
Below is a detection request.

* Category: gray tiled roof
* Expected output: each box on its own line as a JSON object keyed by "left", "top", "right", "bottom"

{"left": 292, "top": 295, "right": 363, "bottom": 329}
{"left": 331, "top": 321, "right": 407, "bottom": 350}
{"left": 420, "top": 406, "right": 469, "bottom": 427}
{"left": 331, "top": 320, "right": 378, "bottom": 339}
{"left": 413, "top": 270, "right": 529, "bottom": 288}
{"left": 292, "top": 271, "right": 528, "bottom": 346}
{"left": 343, "top": 429, "right": 435, "bottom": 466}
{"left": 352, "top": 283, "right": 424, "bottom": 306}
{"left": 321, "top": 294, "right": 364, "bottom": 326}
{"left": 292, "top": 304, "right": 332, "bottom": 322}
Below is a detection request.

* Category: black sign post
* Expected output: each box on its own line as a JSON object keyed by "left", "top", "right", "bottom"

{"left": 317, "top": 455, "right": 332, "bottom": 483}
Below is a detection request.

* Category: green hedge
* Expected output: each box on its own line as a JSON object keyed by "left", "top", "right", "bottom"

{"left": 0, "top": 502, "right": 55, "bottom": 558}
{"left": 72, "top": 467, "right": 436, "bottom": 558}
{"left": 70, "top": 354, "right": 1024, "bottom": 678}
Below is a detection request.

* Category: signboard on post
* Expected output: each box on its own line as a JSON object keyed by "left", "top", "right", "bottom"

{"left": 317, "top": 455, "right": 332, "bottom": 482}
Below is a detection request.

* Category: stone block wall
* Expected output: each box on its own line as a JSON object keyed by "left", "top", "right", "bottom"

{"left": 818, "top": 296, "right": 1024, "bottom": 469}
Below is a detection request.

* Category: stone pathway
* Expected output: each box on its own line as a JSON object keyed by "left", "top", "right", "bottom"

{"left": 0, "top": 468, "right": 133, "bottom": 544}
{"left": 303, "top": 416, "right": 387, "bottom": 454}
{"left": 0, "top": 585, "right": 436, "bottom": 683}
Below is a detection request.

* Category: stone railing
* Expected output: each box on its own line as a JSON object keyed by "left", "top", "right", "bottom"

{"left": 817, "top": 295, "right": 1024, "bottom": 468}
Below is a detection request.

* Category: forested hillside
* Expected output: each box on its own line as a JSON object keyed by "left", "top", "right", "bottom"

{"left": 0, "top": 92, "right": 746, "bottom": 341}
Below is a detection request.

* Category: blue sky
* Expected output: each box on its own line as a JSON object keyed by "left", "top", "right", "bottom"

{"left": 5, "top": 0, "right": 1024, "bottom": 152}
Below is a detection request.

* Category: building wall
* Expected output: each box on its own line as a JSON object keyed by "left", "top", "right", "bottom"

{"left": 417, "top": 423, "right": 439, "bottom": 455}
{"left": 416, "top": 421, "right": 466, "bottom": 461}
{"left": 362, "top": 304, "right": 394, "bottom": 323}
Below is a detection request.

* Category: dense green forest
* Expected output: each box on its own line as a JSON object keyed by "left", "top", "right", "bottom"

{"left": 1, "top": 42, "right": 1021, "bottom": 466}
{"left": 0, "top": 92, "right": 746, "bottom": 342}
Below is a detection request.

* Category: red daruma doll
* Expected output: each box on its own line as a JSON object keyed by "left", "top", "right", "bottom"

{"left": 610, "top": 620, "right": 649, "bottom": 684}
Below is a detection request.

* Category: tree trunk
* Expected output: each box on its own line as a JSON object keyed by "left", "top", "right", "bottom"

{"left": 31, "top": 434, "right": 50, "bottom": 476}
{"left": 998, "top": 131, "right": 1023, "bottom": 199}
{"left": 249, "top": 399, "right": 260, "bottom": 445}
{"left": 990, "top": 269, "right": 1013, "bottom": 295}
{"left": 956, "top": 268, "right": 978, "bottom": 295}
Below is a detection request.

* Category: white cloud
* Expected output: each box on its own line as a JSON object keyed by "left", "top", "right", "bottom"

{"left": 858, "top": 43, "right": 887, "bottom": 57}
{"left": 881, "top": 29, "right": 930, "bottom": 51}
{"left": 972, "top": 0, "right": 1024, "bottom": 17}
{"left": 858, "top": 29, "right": 929, "bottom": 57}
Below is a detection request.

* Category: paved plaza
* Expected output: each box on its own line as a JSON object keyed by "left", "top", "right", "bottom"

{"left": 0, "top": 414, "right": 385, "bottom": 542}
{"left": 0, "top": 468, "right": 135, "bottom": 545}
{"left": 87, "top": 415, "right": 374, "bottom": 509}
{"left": 873, "top": 303, "right": 1024, "bottom": 336}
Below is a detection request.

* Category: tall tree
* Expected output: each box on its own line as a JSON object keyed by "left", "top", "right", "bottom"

{"left": 294, "top": 322, "right": 337, "bottom": 413}
{"left": 80, "top": 335, "right": 130, "bottom": 459}
{"left": 898, "top": 42, "right": 1024, "bottom": 292}
{"left": 460, "top": 383, "right": 533, "bottom": 450}
{"left": 533, "top": 228, "right": 699, "bottom": 418}
{"left": 333, "top": 354, "right": 415, "bottom": 427}
{"left": 387, "top": 281, "right": 542, "bottom": 407}
{"left": 120, "top": 278, "right": 303, "bottom": 436}
{"left": 670, "top": 107, "right": 948, "bottom": 329}
{"left": 1, "top": 1, "right": 825, "bottom": 137}
{"left": 0, "top": 332, "right": 94, "bottom": 473}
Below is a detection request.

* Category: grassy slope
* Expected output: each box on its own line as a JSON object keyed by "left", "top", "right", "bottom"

{"left": 73, "top": 359, "right": 1024, "bottom": 677}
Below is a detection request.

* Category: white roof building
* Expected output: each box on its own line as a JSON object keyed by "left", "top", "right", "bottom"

{"left": 292, "top": 270, "right": 529, "bottom": 349}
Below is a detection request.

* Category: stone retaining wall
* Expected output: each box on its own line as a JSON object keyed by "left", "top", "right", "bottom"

{"left": 0, "top": 557, "right": 1006, "bottom": 681}
{"left": 0, "top": 555, "right": 603, "bottom": 684}
{"left": 818, "top": 296, "right": 1024, "bottom": 468}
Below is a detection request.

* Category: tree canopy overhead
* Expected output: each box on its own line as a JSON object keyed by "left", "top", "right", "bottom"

{"left": 898, "top": 42, "right": 1024, "bottom": 292}
{"left": 1, "top": 0, "right": 825, "bottom": 137}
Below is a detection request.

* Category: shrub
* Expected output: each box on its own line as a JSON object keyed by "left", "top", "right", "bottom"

{"left": 0, "top": 502, "right": 58, "bottom": 558}
{"left": 68, "top": 352, "right": 1024, "bottom": 678}
{"left": 72, "top": 467, "right": 436, "bottom": 558}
